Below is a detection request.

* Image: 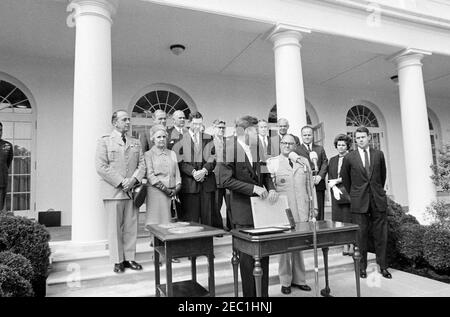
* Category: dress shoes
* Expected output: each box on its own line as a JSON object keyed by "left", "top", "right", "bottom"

{"left": 381, "top": 269, "right": 392, "bottom": 279}
{"left": 113, "top": 262, "right": 125, "bottom": 273}
{"left": 281, "top": 286, "right": 291, "bottom": 295}
{"left": 123, "top": 260, "right": 143, "bottom": 270}
{"left": 291, "top": 283, "right": 311, "bottom": 291}
{"left": 360, "top": 269, "right": 367, "bottom": 278}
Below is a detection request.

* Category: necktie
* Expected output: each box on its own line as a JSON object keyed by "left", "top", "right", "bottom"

{"left": 364, "top": 149, "right": 370, "bottom": 175}
{"left": 122, "top": 134, "right": 126, "bottom": 145}
{"left": 306, "top": 144, "right": 311, "bottom": 152}
{"left": 288, "top": 158, "right": 294, "bottom": 168}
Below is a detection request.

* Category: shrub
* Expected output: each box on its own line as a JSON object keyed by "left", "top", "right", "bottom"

{"left": 0, "top": 214, "right": 51, "bottom": 296}
{"left": 430, "top": 145, "right": 450, "bottom": 191}
{"left": 425, "top": 200, "right": 450, "bottom": 229}
{"left": 0, "top": 251, "right": 34, "bottom": 282}
{"left": 0, "top": 264, "right": 34, "bottom": 297}
{"left": 423, "top": 224, "right": 450, "bottom": 273}
{"left": 397, "top": 223, "right": 426, "bottom": 265}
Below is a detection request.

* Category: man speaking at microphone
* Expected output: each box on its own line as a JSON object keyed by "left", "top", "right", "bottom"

{"left": 296, "top": 126, "right": 328, "bottom": 221}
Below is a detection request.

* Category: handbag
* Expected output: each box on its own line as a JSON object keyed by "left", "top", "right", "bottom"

{"left": 132, "top": 183, "right": 147, "bottom": 208}
{"left": 335, "top": 183, "right": 351, "bottom": 205}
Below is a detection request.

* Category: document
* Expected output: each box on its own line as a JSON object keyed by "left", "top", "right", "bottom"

{"left": 250, "top": 195, "right": 290, "bottom": 228}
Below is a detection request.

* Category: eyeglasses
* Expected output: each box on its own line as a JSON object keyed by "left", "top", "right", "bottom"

{"left": 281, "top": 142, "right": 295, "bottom": 146}
{"left": 217, "top": 126, "right": 226, "bottom": 129}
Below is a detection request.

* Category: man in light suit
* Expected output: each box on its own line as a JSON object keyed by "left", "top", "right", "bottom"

{"left": 96, "top": 110, "right": 146, "bottom": 273}
{"left": 140, "top": 109, "right": 167, "bottom": 152}
{"left": 341, "top": 126, "right": 391, "bottom": 279}
{"left": 179, "top": 111, "right": 222, "bottom": 228}
{"left": 0, "top": 122, "right": 13, "bottom": 211}
{"left": 220, "top": 115, "right": 278, "bottom": 297}
{"left": 296, "top": 125, "right": 328, "bottom": 221}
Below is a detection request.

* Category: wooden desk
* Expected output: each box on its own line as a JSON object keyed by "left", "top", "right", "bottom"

{"left": 231, "top": 220, "right": 361, "bottom": 297}
{"left": 147, "top": 222, "right": 226, "bottom": 297}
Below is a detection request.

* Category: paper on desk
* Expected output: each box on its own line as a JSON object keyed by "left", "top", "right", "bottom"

{"left": 250, "top": 195, "right": 290, "bottom": 228}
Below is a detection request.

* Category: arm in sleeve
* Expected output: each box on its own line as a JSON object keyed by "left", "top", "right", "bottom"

{"left": 341, "top": 156, "right": 351, "bottom": 194}
{"left": 380, "top": 151, "right": 387, "bottom": 188}
{"left": 172, "top": 151, "right": 182, "bottom": 186}
{"left": 7, "top": 144, "right": 13, "bottom": 169}
{"left": 203, "top": 138, "right": 216, "bottom": 172}
{"left": 220, "top": 161, "right": 254, "bottom": 196}
{"left": 132, "top": 145, "right": 146, "bottom": 182}
{"left": 95, "top": 138, "right": 123, "bottom": 187}
{"left": 318, "top": 147, "right": 328, "bottom": 180}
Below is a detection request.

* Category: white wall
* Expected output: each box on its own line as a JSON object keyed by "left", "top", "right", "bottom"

{"left": 3, "top": 53, "right": 446, "bottom": 224}
{"left": 0, "top": 52, "right": 74, "bottom": 225}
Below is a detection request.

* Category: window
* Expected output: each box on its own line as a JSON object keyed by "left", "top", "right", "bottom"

{"left": 130, "top": 84, "right": 196, "bottom": 139}
{"left": 0, "top": 77, "right": 35, "bottom": 216}
{"left": 346, "top": 105, "right": 382, "bottom": 150}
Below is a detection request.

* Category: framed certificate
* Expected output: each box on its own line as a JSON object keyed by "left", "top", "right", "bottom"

{"left": 250, "top": 195, "right": 290, "bottom": 228}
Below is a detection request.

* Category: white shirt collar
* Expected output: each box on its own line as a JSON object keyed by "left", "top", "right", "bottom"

{"left": 358, "top": 147, "right": 370, "bottom": 166}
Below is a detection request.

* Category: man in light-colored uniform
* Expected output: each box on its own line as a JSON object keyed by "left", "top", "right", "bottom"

{"left": 96, "top": 110, "right": 146, "bottom": 273}
{"left": 266, "top": 134, "right": 317, "bottom": 295}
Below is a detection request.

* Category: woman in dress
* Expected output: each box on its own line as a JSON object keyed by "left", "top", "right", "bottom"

{"left": 328, "top": 133, "right": 353, "bottom": 255}
{"left": 144, "top": 125, "right": 181, "bottom": 226}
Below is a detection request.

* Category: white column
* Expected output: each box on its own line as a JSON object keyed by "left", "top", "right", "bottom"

{"left": 68, "top": 0, "right": 118, "bottom": 242}
{"left": 268, "top": 24, "right": 311, "bottom": 137}
{"left": 389, "top": 48, "right": 435, "bottom": 224}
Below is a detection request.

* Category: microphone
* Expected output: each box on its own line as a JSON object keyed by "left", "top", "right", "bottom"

{"left": 288, "top": 152, "right": 307, "bottom": 172}
{"left": 309, "top": 150, "right": 319, "bottom": 175}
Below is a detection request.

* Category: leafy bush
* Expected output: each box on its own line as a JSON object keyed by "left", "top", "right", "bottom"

{"left": 0, "top": 264, "right": 34, "bottom": 297}
{"left": 0, "top": 214, "right": 51, "bottom": 296}
{"left": 423, "top": 224, "right": 450, "bottom": 273}
{"left": 425, "top": 200, "right": 450, "bottom": 229}
{"left": 0, "top": 251, "right": 34, "bottom": 282}
{"left": 430, "top": 145, "right": 450, "bottom": 191}
{"left": 397, "top": 223, "right": 426, "bottom": 264}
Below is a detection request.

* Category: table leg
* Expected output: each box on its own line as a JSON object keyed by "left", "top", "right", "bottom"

{"left": 166, "top": 256, "right": 173, "bottom": 297}
{"left": 208, "top": 253, "right": 215, "bottom": 297}
{"left": 154, "top": 243, "right": 160, "bottom": 297}
{"left": 232, "top": 249, "right": 239, "bottom": 297}
{"left": 191, "top": 256, "right": 197, "bottom": 283}
{"left": 320, "top": 247, "right": 332, "bottom": 297}
{"left": 353, "top": 245, "right": 361, "bottom": 297}
{"left": 253, "top": 256, "right": 263, "bottom": 298}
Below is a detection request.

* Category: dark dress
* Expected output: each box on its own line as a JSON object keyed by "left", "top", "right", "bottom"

{"left": 328, "top": 154, "right": 352, "bottom": 223}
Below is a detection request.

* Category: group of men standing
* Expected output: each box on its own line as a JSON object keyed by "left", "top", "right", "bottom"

{"left": 94, "top": 108, "right": 390, "bottom": 295}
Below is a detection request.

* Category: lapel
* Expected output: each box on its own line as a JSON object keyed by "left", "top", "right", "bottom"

{"left": 112, "top": 132, "right": 128, "bottom": 150}
{"left": 368, "top": 148, "right": 375, "bottom": 179}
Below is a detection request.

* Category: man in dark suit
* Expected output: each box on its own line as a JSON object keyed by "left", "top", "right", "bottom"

{"left": 296, "top": 126, "right": 328, "bottom": 221}
{"left": 213, "top": 119, "right": 232, "bottom": 230}
{"left": 167, "top": 110, "right": 187, "bottom": 151}
{"left": 0, "top": 122, "right": 13, "bottom": 211}
{"left": 140, "top": 109, "right": 167, "bottom": 152}
{"left": 220, "top": 115, "right": 278, "bottom": 297}
{"left": 341, "top": 126, "right": 391, "bottom": 279}
{"left": 179, "top": 111, "right": 222, "bottom": 228}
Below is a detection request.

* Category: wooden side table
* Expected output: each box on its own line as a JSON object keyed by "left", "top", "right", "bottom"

{"left": 147, "top": 222, "right": 226, "bottom": 297}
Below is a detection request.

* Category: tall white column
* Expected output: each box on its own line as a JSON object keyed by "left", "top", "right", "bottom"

{"left": 389, "top": 48, "right": 435, "bottom": 224}
{"left": 68, "top": 0, "right": 118, "bottom": 242}
{"left": 268, "top": 24, "right": 311, "bottom": 137}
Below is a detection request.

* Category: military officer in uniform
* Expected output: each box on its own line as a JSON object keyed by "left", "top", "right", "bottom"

{"left": 0, "top": 122, "right": 13, "bottom": 211}
{"left": 96, "top": 110, "right": 146, "bottom": 273}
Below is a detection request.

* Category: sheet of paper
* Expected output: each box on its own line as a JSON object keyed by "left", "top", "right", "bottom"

{"left": 250, "top": 195, "right": 289, "bottom": 228}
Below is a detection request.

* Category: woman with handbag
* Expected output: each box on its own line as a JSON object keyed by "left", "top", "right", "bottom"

{"left": 328, "top": 134, "right": 353, "bottom": 256}
{"left": 144, "top": 125, "right": 182, "bottom": 227}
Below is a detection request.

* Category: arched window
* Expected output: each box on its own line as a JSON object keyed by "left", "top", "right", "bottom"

{"left": 132, "top": 90, "right": 191, "bottom": 119}
{"left": 0, "top": 76, "right": 35, "bottom": 216}
{"left": 346, "top": 105, "right": 383, "bottom": 151}
{"left": 129, "top": 84, "right": 197, "bottom": 139}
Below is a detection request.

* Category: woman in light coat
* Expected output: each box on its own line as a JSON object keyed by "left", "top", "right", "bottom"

{"left": 266, "top": 134, "right": 317, "bottom": 295}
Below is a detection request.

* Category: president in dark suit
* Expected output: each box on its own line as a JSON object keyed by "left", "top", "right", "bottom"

{"left": 179, "top": 111, "right": 222, "bottom": 228}
{"left": 296, "top": 126, "right": 328, "bottom": 221}
{"left": 220, "top": 115, "right": 278, "bottom": 297}
{"left": 341, "top": 126, "right": 391, "bottom": 279}
{"left": 0, "top": 122, "right": 13, "bottom": 211}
